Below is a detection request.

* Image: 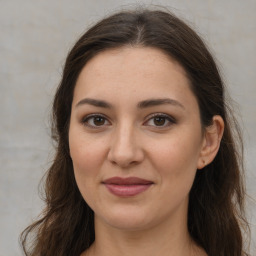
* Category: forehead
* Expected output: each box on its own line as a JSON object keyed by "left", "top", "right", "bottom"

{"left": 73, "top": 47, "right": 197, "bottom": 110}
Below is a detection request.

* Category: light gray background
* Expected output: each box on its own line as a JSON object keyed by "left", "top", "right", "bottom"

{"left": 0, "top": 0, "right": 255, "bottom": 255}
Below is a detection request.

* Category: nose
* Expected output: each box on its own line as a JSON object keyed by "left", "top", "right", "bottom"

{"left": 107, "top": 124, "right": 144, "bottom": 168}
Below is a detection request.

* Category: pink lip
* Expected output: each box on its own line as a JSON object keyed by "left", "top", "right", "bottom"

{"left": 102, "top": 177, "right": 154, "bottom": 197}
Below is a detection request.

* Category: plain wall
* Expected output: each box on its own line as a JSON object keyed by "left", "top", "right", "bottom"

{"left": 0, "top": 0, "right": 255, "bottom": 255}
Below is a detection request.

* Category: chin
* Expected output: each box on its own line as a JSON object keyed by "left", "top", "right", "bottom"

{"left": 97, "top": 207, "right": 155, "bottom": 231}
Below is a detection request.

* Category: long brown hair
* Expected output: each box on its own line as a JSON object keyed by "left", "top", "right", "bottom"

{"left": 20, "top": 7, "right": 250, "bottom": 256}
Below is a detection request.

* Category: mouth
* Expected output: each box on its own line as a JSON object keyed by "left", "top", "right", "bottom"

{"left": 102, "top": 177, "right": 154, "bottom": 197}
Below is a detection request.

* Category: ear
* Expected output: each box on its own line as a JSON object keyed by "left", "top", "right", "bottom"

{"left": 197, "top": 115, "right": 225, "bottom": 169}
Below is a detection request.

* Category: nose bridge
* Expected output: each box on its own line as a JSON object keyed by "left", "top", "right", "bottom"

{"left": 108, "top": 121, "right": 143, "bottom": 167}
{"left": 116, "top": 122, "right": 135, "bottom": 152}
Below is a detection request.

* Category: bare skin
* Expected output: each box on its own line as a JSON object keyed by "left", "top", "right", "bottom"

{"left": 69, "top": 47, "right": 223, "bottom": 256}
{"left": 82, "top": 210, "right": 208, "bottom": 256}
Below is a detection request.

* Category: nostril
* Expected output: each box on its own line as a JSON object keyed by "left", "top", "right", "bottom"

{"left": 108, "top": 150, "right": 143, "bottom": 168}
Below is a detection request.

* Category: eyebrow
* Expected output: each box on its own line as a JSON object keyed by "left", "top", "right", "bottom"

{"left": 76, "top": 98, "right": 112, "bottom": 108}
{"left": 137, "top": 98, "right": 185, "bottom": 109}
{"left": 75, "top": 97, "right": 185, "bottom": 110}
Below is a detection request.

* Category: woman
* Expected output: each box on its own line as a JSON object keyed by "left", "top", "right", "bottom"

{"left": 21, "top": 8, "right": 250, "bottom": 256}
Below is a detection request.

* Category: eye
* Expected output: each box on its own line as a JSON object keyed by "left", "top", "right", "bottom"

{"left": 144, "top": 113, "right": 176, "bottom": 128}
{"left": 82, "top": 114, "right": 110, "bottom": 128}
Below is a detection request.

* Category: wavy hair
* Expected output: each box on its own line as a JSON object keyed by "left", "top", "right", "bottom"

{"left": 20, "top": 7, "right": 250, "bottom": 256}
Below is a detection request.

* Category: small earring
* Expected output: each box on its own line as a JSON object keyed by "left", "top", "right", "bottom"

{"left": 202, "top": 159, "right": 206, "bottom": 166}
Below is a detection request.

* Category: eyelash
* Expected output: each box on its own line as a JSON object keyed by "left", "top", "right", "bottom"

{"left": 144, "top": 113, "right": 176, "bottom": 128}
{"left": 81, "top": 113, "right": 176, "bottom": 129}
{"left": 82, "top": 114, "right": 110, "bottom": 129}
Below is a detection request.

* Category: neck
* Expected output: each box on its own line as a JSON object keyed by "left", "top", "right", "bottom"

{"left": 83, "top": 212, "right": 205, "bottom": 256}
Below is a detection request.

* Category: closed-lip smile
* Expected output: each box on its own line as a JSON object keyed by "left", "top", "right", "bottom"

{"left": 102, "top": 177, "right": 154, "bottom": 197}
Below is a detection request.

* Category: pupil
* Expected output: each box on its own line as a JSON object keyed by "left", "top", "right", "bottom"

{"left": 154, "top": 117, "right": 165, "bottom": 126}
{"left": 94, "top": 117, "right": 105, "bottom": 126}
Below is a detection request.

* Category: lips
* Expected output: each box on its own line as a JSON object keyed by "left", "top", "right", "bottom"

{"left": 102, "top": 177, "right": 154, "bottom": 197}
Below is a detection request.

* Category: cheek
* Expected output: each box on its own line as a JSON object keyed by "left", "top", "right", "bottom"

{"left": 69, "top": 128, "right": 105, "bottom": 170}
{"left": 148, "top": 130, "right": 202, "bottom": 189}
{"left": 151, "top": 134, "right": 201, "bottom": 171}
{"left": 69, "top": 130, "right": 108, "bottom": 201}
{"left": 69, "top": 133, "right": 106, "bottom": 206}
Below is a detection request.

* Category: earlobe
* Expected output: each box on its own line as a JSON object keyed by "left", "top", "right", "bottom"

{"left": 197, "top": 115, "right": 224, "bottom": 169}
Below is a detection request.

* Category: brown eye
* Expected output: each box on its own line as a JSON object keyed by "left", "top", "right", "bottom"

{"left": 82, "top": 114, "right": 110, "bottom": 128}
{"left": 93, "top": 116, "right": 105, "bottom": 126}
{"left": 153, "top": 117, "right": 166, "bottom": 126}
{"left": 144, "top": 114, "right": 176, "bottom": 128}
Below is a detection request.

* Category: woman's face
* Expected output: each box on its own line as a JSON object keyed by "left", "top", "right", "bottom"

{"left": 69, "top": 47, "right": 206, "bottom": 231}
